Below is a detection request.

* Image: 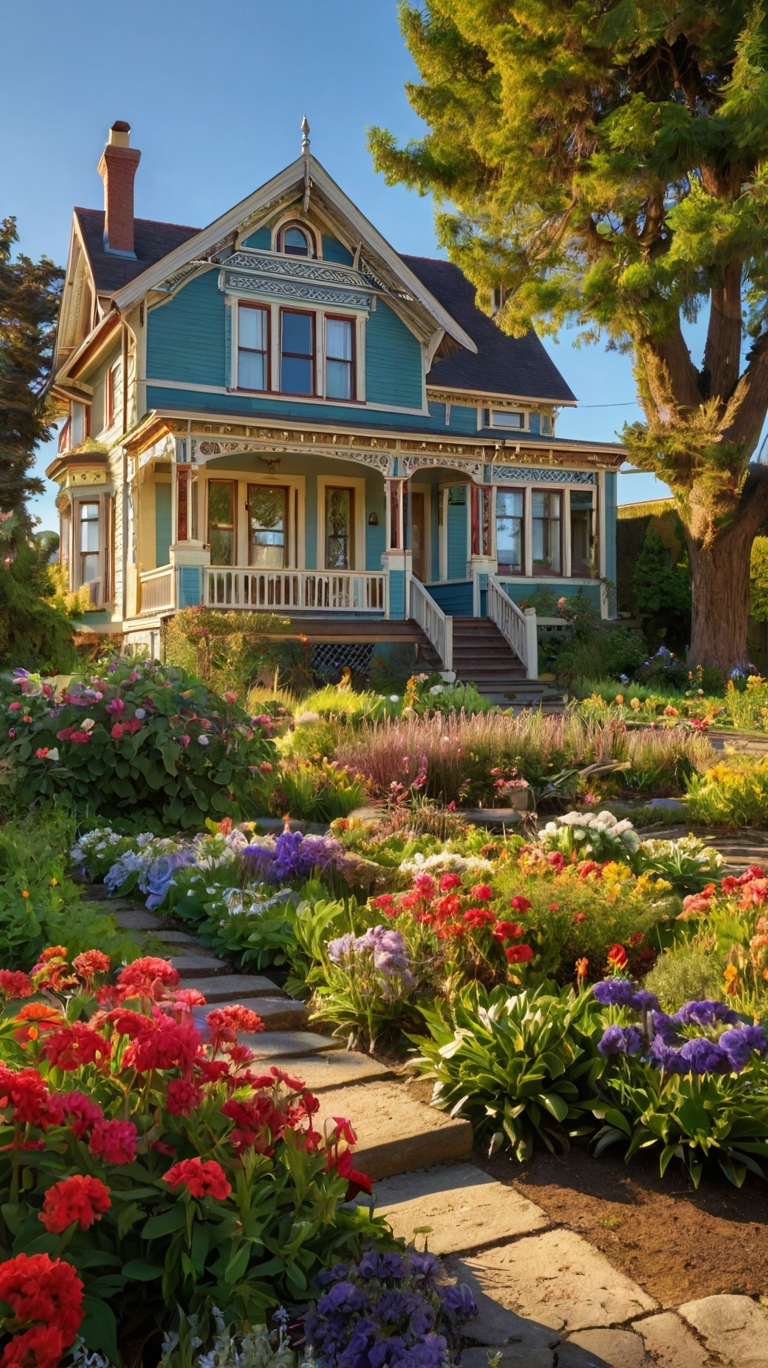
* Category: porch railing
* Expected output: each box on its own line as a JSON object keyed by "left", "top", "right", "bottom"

{"left": 140, "top": 566, "right": 174, "bottom": 615}
{"left": 204, "top": 567, "right": 386, "bottom": 613}
{"left": 487, "top": 574, "right": 538, "bottom": 678}
{"left": 408, "top": 574, "right": 453, "bottom": 671}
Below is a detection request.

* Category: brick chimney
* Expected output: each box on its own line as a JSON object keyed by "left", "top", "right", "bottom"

{"left": 97, "top": 121, "right": 140, "bottom": 257}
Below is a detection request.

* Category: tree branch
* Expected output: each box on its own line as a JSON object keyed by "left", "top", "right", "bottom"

{"left": 641, "top": 327, "right": 702, "bottom": 411}
{"left": 722, "top": 332, "right": 768, "bottom": 454}
{"left": 703, "top": 259, "right": 743, "bottom": 401}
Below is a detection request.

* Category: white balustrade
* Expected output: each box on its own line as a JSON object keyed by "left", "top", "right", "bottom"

{"left": 203, "top": 567, "right": 386, "bottom": 613}
{"left": 487, "top": 574, "right": 538, "bottom": 678}
{"left": 140, "top": 567, "right": 174, "bottom": 614}
{"left": 408, "top": 574, "right": 453, "bottom": 671}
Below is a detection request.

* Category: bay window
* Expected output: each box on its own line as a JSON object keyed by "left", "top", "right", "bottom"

{"left": 532, "top": 490, "right": 562, "bottom": 574}
{"left": 237, "top": 304, "right": 269, "bottom": 390}
{"left": 325, "top": 317, "right": 354, "bottom": 400}
{"left": 280, "top": 310, "right": 314, "bottom": 395}
{"left": 496, "top": 489, "right": 524, "bottom": 575}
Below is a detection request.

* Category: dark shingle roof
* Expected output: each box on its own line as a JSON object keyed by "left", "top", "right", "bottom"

{"left": 75, "top": 208, "right": 200, "bottom": 295}
{"left": 400, "top": 255, "right": 576, "bottom": 404}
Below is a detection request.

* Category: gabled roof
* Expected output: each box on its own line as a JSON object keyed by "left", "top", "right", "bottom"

{"left": 401, "top": 256, "right": 576, "bottom": 405}
{"left": 74, "top": 208, "right": 199, "bottom": 296}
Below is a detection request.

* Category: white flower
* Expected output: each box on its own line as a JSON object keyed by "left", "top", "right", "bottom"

{"left": 198, "top": 734, "right": 209, "bottom": 746}
{"left": 295, "top": 711, "right": 320, "bottom": 725}
{"left": 573, "top": 828, "right": 586, "bottom": 841}
{"left": 597, "top": 811, "right": 617, "bottom": 825}
{"left": 46, "top": 747, "right": 59, "bottom": 761}
{"left": 429, "top": 685, "right": 444, "bottom": 695}
{"left": 390, "top": 695, "right": 400, "bottom": 702}
{"left": 134, "top": 708, "right": 146, "bottom": 720}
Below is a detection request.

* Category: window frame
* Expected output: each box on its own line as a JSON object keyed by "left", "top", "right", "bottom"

{"left": 323, "top": 485, "right": 355, "bottom": 570}
{"left": 206, "top": 479, "right": 237, "bottom": 566}
{"left": 489, "top": 408, "right": 527, "bottom": 431}
{"left": 106, "top": 360, "right": 122, "bottom": 429}
{"left": 317, "top": 475, "right": 366, "bottom": 572}
{"left": 277, "top": 222, "right": 315, "bottom": 258}
{"left": 279, "top": 308, "right": 316, "bottom": 397}
{"left": 569, "top": 488, "right": 596, "bottom": 578}
{"left": 236, "top": 302, "right": 270, "bottom": 393}
{"left": 495, "top": 486, "right": 526, "bottom": 577}
{"left": 531, "top": 488, "right": 563, "bottom": 577}
{"left": 78, "top": 500, "right": 101, "bottom": 587}
{"left": 324, "top": 314, "right": 356, "bottom": 402}
{"left": 247, "top": 483, "right": 290, "bottom": 569}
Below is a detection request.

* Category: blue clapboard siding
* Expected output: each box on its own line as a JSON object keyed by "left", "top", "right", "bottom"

{"left": 447, "top": 494, "right": 468, "bottom": 580}
{"left": 155, "top": 484, "right": 172, "bottom": 567}
{"left": 322, "top": 234, "right": 353, "bottom": 264}
{"left": 389, "top": 568, "right": 406, "bottom": 619}
{"left": 242, "top": 227, "right": 272, "bottom": 249}
{"left": 426, "top": 581, "right": 473, "bottom": 614}
{"left": 447, "top": 405, "right": 478, "bottom": 433}
{"left": 147, "top": 272, "right": 226, "bottom": 387}
{"left": 178, "top": 565, "right": 202, "bottom": 607}
{"left": 366, "top": 303, "right": 423, "bottom": 409}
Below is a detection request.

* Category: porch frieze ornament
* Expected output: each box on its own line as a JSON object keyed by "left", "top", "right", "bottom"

{"left": 225, "top": 272, "right": 371, "bottom": 310}
{"left": 401, "top": 453, "right": 485, "bottom": 481}
{"left": 189, "top": 434, "right": 393, "bottom": 474}
{"left": 223, "top": 252, "right": 377, "bottom": 291}
{"left": 493, "top": 465, "right": 595, "bottom": 484}
{"left": 138, "top": 433, "right": 176, "bottom": 470}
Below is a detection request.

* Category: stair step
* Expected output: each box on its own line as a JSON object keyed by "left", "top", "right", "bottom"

{"left": 170, "top": 952, "right": 234, "bottom": 978}
{"left": 315, "top": 1080, "right": 473, "bottom": 1181}
{"left": 193, "top": 994, "right": 309, "bottom": 1030}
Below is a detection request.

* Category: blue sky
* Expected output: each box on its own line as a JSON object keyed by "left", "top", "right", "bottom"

{"left": 3, "top": 0, "right": 672, "bottom": 531}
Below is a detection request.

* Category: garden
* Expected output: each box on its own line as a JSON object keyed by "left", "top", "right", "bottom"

{"left": 0, "top": 648, "right": 768, "bottom": 1367}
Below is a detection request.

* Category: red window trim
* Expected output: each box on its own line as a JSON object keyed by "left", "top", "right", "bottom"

{"left": 236, "top": 301, "right": 271, "bottom": 393}
{"left": 280, "top": 308, "right": 315, "bottom": 397}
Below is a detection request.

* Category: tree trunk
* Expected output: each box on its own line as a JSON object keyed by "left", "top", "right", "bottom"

{"left": 686, "top": 521, "right": 756, "bottom": 672}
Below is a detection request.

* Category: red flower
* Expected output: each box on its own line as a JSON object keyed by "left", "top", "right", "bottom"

{"left": 39, "top": 1175, "right": 111, "bottom": 1232}
{"left": 117, "top": 957, "right": 180, "bottom": 999}
{"left": 606, "top": 943, "right": 628, "bottom": 970}
{"left": 628, "top": 932, "right": 644, "bottom": 947}
{"left": 492, "top": 921, "right": 524, "bottom": 942}
{"left": 413, "top": 873, "right": 436, "bottom": 899}
{"left": 510, "top": 896, "right": 532, "bottom": 912}
{"left": 59, "top": 1091, "right": 103, "bottom": 1139}
{"left": 41, "top": 1023, "right": 109, "bottom": 1072}
{"left": 0, "top": 1251, "right": 84, "bottom": 1347}
{"left": 205, "top": 1004, "right": 264, "bottom": 1052}
{"left": 370, "top": 893, "right": 396, "bottom": 911}
{"left": 577, "top": 860, "right": 601, "bottom": 880}
{"left": 121, "top": 718, "right": 143, "bottom": 734}
{"left": 123, "top": 1014, "right": 201, "bottom": 1073}
{"left": 435, "top": 894, "right": 461, "bottom": 920}
{"left": 110, "top": 723, "right": 124, "bottom": 739}
{"left": 162, "top": 1157, "right": 231, "bottom": 1199}
{"left": 0, "top": 970, "right": 33, "bottom": 999}
{"left": 572, "top": 911, "right": 586, "bottom": 924}
{"left": 221, "top": 1095, "right": 284, "bottom": 1153}
{"left": 72, "top": 949, "right": 110, "bottom": 981}
{"left": 546, "top": 851, "right": 565, "bottom": 873}
{"left": 34, "top": 748, "right": 50, "bottom": 760}
{"left": 438, "top": 873, "right": 463, "bottom": 893}
{"left": 68, "top": 732, "right": 91, "bottom": 744}
{"left": 89, "top": 1118, "right": 138, "bottom": 1165}
{"left": 505, "top": 944, "right": 534, "bottom": 964}
{"left": 0, "top": 1067, "right": 63, "bottom": 1129}
{"left": 171, "top": 987, "right": 207, "bottom": 1008}
{"left": 1, "top": 1324, "right": 66, "bottom": 1368}
{"left": 166, "top": 1078, "right": 203, "bottom": 1116}
{"left": 330, "top": 1145, "right": 372, "bottom": 1201}
{"left": 463, "top": 907, "right": 495, "bottom": 929}
{"left": 469, "top": 883, "right": 492, "bottom": 900}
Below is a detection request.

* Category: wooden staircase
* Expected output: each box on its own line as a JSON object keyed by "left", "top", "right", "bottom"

{"left": 451, "top": 617, "right": 565, "bottom": 712}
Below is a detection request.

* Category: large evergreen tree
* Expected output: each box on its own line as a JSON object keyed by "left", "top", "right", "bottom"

{"left": 0, "top": 217, "right": 63, "bottom": 533}
{"left": 370, "top": 1, "right": 768, "bottom": 671}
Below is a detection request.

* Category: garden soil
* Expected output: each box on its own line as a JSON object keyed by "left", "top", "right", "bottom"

{"left": 478, "top": 1145, "right": 768, "bottom": 1308}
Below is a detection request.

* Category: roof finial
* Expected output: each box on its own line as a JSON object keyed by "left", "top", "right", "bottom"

{"left": 301, "top": 115, "right": 310, "bottom": 154}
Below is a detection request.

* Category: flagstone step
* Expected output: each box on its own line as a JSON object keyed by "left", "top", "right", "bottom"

{"left": 188, "top": 974, "right": 288, "bottom": 1002}
{"left": 150, "top": 929, "right": 199, "bottom": 947}
{"left": 112, "top": 907, "right": 173, "bottom": 931}
{"left": 193, "top": 993, "right": 309, "bottom": 1031}
{"left": 170, "top": 952, "right": 235, "bottom": 977}
{"left": 356, "top": 1163, "right": 549, "bottom": 1255}
{"left": 270, "top": 1050, "right": 396, "bottom": 1092}
{"left": 315, "top": 1080, "right": 472, "bottom": 1181}
{"left": 246, "top": 1029, "right": 344, "bottom": 1059}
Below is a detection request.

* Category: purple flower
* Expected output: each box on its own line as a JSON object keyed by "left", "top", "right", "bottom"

{"left": 675, "top": 1000, "right": 739, "bottom": 1029}
{"left": 598, "top": 1025, "right": 628, "bottom": 1056}
{"left": 719, "top": 1025, "right": 768, "bottom": 1073}
{"left": 677, "top": 1037, "right": 730, "bottom": 1075}
{"left": 243, "top": 830, "right": 346, "bottom": 885}
{"left": 630, "top": 990, "right": 659, "bottom": 1013}
{"left": 593, "top": 979, "right": 636, "bottom": 1007}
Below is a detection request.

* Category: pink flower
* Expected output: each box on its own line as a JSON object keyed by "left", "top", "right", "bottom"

{"left": 122, "top": 719, "right": 143, "bottom": 734}
{"left": 546, "top": 852, "right": 565, "bottom": 873}
{"left": 260, "top": 761, "right": 273, "bottom": 774}
{"left": 7, "top": 729, "right": 15, "bottom": 738}
{"left": 413, "top": 873, "right": 436, "bottom": 899}
{"left": 510, "top": 896, "right": 532, "bottom": 913}
{"left": 105, "top": 698, "right": 125, "bottom": 716}
{"left": 69, "top": 732, "right": 91, "bottom": 744}
{"left": 179, "top": 735, "right": 190, "bottom": 747}
{"left": 470, "top": 884, "right": 492, "bottom": 900}
{"left": 8, "top": 702, "right": 21, "bottom": 712}
{"left": 89, "top": 1119, "right": 138, "bottom": 1165}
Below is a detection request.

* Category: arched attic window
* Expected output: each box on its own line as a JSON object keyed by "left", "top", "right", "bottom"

{"left": 278, "top": 222, "right": 314, "bottom": 257}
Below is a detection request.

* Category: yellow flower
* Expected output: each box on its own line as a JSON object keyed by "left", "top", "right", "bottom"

{"left": 50, "top": 877, "right": 58, "bottom": 887}
{"left": 630, "top": 698, "right": 641, "bottom": 711}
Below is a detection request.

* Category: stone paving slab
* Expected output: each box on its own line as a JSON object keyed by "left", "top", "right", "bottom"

{"left": 315, "top": 1081, "right": 472, "bottom": 1181}
{"left": 559, "top": 1327, "right": 650, "bottom": 1367}
{"left": 112, "top": 908, "right": 170, "bottom": 930}
{"left": 460, "top": 1342, "right": 554, "bottom": 1368}
{"left": 185, "top": 974, "right": 288, "bottom": 1002}
{"left": 170, "top": 951, "right": 233, "bottom": 977}
{"left": 357, "top": 1163, "right": 549, "bottom": 1254}
{"left": 632, "top": 1311, "right": 717, "bottom": 1368}
{"left": 451, "top": 1230, "right": 657, "bottom": 1337}
{"left": 245, "top": 1030, "right": 344, "bottom": 1059}
{"left": 678, "top": 1295, "right": 768, "bottom": 1368}
{"left": 193, "top": 996, "right": 309, "bottom": 1031}
{"left": 269, "top": 1050, "right": 395, "bottom": 1091}
{"left": 150, "top": 929, "right": 198, "bottom": 946}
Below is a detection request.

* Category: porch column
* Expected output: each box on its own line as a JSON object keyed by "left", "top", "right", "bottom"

{"left": 470, "top": 482, "right": 496, "bottom": 615}
{"left": 382, "top": 476, "right": 411, "bottom": 619}
{"left": 169, "top": 451, "right": 209, "bottom": 611}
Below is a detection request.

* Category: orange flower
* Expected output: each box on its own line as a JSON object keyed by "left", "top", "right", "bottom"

{"left": 606, "top": 943, "right": 628, "bottom": 970}
{"left": 13, "top": 1003, "right": 64, "bottom": 1044}
{"left": 575, "top": 957, "right": 589, "bottom": 981}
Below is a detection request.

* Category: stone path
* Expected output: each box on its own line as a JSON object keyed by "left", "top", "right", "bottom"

{"left": 87, "top": 885, "right": 768, "bottom": 1367}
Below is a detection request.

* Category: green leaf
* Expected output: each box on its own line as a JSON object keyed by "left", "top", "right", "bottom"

{"left": 142, "top": 1205, "right": 187, "bottom": 1239}
{"left": 538, "top": 1091, "right": 569, "bottom": 1123}
{"left": 122, "top": 1259, "right": 164, "bottom": 1281}
{"left": 80, "top": 1296, "right": 119, "bottom": 1364}
{"left": 224, "top": 1242, "right": 252, "bottom": 1284}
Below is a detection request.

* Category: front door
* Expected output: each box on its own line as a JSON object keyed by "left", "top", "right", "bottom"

{"left": 248, "top": 485, "right": 288, "bottom": 568}
{"left": 410, "top": 492, "right": 426, "bottom": 581}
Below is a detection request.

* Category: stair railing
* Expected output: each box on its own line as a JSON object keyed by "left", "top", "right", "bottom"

{"left": 486, "top": 574, "right": 538, "bottom": 678}
{"left": 408, "top": 574, "right": 453, "bottom": 671}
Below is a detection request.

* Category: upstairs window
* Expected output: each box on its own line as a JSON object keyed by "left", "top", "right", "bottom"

{"left": 281, "top": 310, "right": 314, "bottom": 395}
{"left": 70, "top": 402, "right": 86, "bottom": 447}
{"left": 325, "top": 317, "right": 354, "bottom": 400}
{"left": 279, "top": 224, "right": 312, "bottom": 257}
{"left": 237, "top": 304, "right": 269, "bottom": 391}
{"left": 490, "top": 409, "right": 525, "bottom": 430}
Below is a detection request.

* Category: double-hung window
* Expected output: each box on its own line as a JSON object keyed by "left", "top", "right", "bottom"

{"left": 325, "top": 317, "right": 354, "bottom": 400}
{"left": 496, "top": 489, "right": 524, "bottom": 575}
{"left": 238, "top": 304, "right": 269, "bottom": 391}
{"left": 325, "top": 487, "right": 353, "bottom": 568}
{"left": 79, "top": 503, "right": 100, "bottom": 585}
{"left": 532, "top": 490, "right": 562, "bottom": 574}
{"left": 280, "top": 310, "right": 314, "bottom": 395}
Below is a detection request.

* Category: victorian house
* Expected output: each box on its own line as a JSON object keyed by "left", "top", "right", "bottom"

{"left": 48, "top": 120, "right": 621, "bottom": 691}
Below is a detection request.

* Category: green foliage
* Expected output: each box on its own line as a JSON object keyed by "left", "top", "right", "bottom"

{"left": 0, "top": 218, "right": 63, "bottom": 523}
{"left": 632, "top": 527, "right": 691, "bottom": 650}
{"left": 750, "top": 536, "right": 768, "bottom": 623}
{"left": 645, "top": 947, "right": 725, "bottom": 1013}
{"left": 0, "top": 808, "right": 139, "bottom": 970}
{"left": 269, "top": 757, "right": 368, "bottom": 823}
{"left": 0, "top": 659, "right": 277, "bottom": 827}
{"left": 0, "top": 531, "right": 79, "bottom": 673}
{"left": 163, "top": 607, "right": 291, "bottom": 701}
{"left": 412, "top": 983, "right": 604, "bottom": 1161}
{"left": 297, "top": 686, "right": 396, "bottom": 724}
{"left": 686, "top": 756, "right": 768, "bottom": 826}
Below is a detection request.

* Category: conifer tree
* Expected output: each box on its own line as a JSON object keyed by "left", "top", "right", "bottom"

{"left": 370, "top": 1, "right": 768, "bottom": 670}
{"left": 0, "top": 217, "right": 63, "bottom": 533}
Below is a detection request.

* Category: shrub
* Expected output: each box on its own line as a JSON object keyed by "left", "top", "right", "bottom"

{"left": 0, "top": 951, "right": 386, "bottom": 1362}
{"left": 0, "top": 659, "right": 277, "bottom": 827}
{"left": 268, "top": 757, "right": 367, "bottom": 822}
{"left": 644, "top": 947, "right": 725, "bottom": 1012}
{"left": 413, "top": 983, "right": 604, "bottom": 1161}
{"left": 686, "top": 757, "right": 768, "bottom": 826}
{"left": 632, "top": 526, "right": 691, "bottom": 651}
{"left": 162, "top": 607, "right": 290, "bottom": 699}
{"left": 0, "top": 532, "right": 81, "bottom": 674}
